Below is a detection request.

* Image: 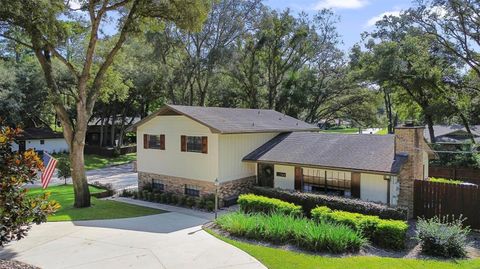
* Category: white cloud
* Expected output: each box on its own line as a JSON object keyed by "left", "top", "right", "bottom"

{"left": 314, "top": 0, "right": 369, "bottom": 10}
{"left": 68, "top": 0, "right": 81, "bottom": 9}
{"left": 365, "top": 11, "right": 401, "bottom": 27}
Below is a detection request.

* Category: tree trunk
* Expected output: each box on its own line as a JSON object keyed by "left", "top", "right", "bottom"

{"left": 99, "top": 116, "right": 104, "bottom": 147}
{"left": 110, "top": 113, "right": 117, "bottom": 147}
{"left": 69, "top": 141, "right": 91, "bottom": 208}
{"left": 458, "top": 113, "right": 475, "bottom": 144}
{"left": 425, "top": 114, "right": 436, "bottom": 143}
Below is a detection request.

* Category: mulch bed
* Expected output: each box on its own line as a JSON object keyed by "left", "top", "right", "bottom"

{"left": 0, "top": 260, "right": 40, "bottom": 269}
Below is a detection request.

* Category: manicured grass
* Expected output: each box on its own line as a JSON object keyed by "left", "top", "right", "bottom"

{"left": 206, "top": 229, "right": 480, "bottom": 269}
{"left": 377, "top": 128, "right": 389, "bottom": 135}
{"left": 322, "top": 128, "right": 359, "bottom": 134}
{"left": 53, "top": 153, "right": 136, "bottom": 170}
{"left": 28, "top": 185, "right": 164, "bottom": 221}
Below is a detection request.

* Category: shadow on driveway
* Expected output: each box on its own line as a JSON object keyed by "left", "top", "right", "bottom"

{"left": 71, "top": 212, "right": 208, "bottom": 234}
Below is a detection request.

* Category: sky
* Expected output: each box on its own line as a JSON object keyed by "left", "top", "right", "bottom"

{"left": 264, "top": 0, "right": 415, "bottom": 51}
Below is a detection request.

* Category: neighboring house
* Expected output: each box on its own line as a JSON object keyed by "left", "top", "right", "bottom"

{"left": 86, "top": 117, "right": 140, "bottom": 146}
{"left": 425, "top": 125, "right": 480, "bottom": 145}
{"left": 131, "top": 105, "right": 433, "bottom": 216}
{"left": 11, "top": 127, "right": 69, "bottom": 153}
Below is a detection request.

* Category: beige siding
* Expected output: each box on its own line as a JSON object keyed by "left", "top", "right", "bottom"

{"left": 137, "top": 115, "right": 219, "bottom": 182}
{"left": 218, "top": 133, "right": 278, "bottom": 182}
{"left": 360, "top": 173, "right": 388, "bottom": 204}
{"left": 274, "top": 165, "right": 295, "bottom": 189}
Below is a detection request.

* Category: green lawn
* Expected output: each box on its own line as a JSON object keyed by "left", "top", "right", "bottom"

{"left": 377, "top": 128, "right": 389, "bottom": 135}
{"left": 206, "top": 229, "right": 480, "bottom": 269}
{"left": 321, "top": 128, "right": 359, "bottom": 134}
{"left": 53, "top": 153, "right": 136, "bottom": 171}
{"left": 28, "top": 185, "right": 164, "bottom": 221}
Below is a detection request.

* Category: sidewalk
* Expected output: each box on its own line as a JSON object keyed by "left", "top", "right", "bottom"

{"left": 112, "top": 197, "right": 238, "bottom": 221}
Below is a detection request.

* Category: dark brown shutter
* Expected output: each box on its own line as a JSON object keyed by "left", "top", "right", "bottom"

{"left": 201, "top": 136, "right": 208, "bottom": 154}
{"left": 160, "top": 134, "right": 165, "bottom": 150}
{"left": 143, "top": 134, "right": 149, "bottom": 149}
{"left": 351, "top": 172, "right": 361, "bottom": 198}
{"left": 181, "top": 135, "right": 187, "bottom": 152}
{"left": 294, "top": 167, "right": 303, "bottom": 191}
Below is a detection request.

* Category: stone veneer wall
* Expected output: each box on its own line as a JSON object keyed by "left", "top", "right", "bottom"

{"left": 394, "top": 127, "right": 425, "bottom": 218}
{"left": 138, "top": 171, "right": 255, "bottom": 203}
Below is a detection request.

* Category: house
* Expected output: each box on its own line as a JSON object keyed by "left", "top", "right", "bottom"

{"left": 131, "top": 105, "right": 432, "bottom": 216}
{"left": 425, "top": 125, "right": 480, "bottom": 145}
{"left": 11, "top": 127, "right": 69, "bottom": 153}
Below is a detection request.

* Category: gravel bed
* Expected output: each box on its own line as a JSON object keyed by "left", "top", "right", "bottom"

{"left": 0, "top": 260, "right": 40, "bottom": 269}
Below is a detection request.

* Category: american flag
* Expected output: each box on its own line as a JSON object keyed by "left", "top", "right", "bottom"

{"left": 41, "top": 152, "right": 58, "bottom": 189}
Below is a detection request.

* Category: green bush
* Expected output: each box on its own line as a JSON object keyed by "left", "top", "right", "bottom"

{"left": 159, "top": 193, "right": 166, "bottom": 203}
{"left": 141, "top": 190, "right": 150, "bottom": 201}
{"left": 415, "top": 216, "right": 470, "bottom": 258}
{"left": 197, "top": 197, "right": 207, "bottom": 209}
{"left": 251, "top": 186, "right": 407, "bottom": 220}
{"left": 311, "top": 206, "right": 408, "bottom": 250}
{"left": 132, "top": 191, "right": 138, "bottom": 199}
{"left": 178, "top": 195, "right": 187, "bottom": 206}
{"left": 186, "top": 197, "right": 196, "bottom": 208}
{"left": 238, "top": 194, "right": 302, "bottom": 217}
{"left": 216, "top": 212, "right": 366, "bottom": 253}
{"left": 154, "top": 193, "right": 161, "bottom": 203}
{"left": 205, "top": 200, "right": 215, "bottom": 212}
{"left": 429, "top": 177, "right": 464, "bottom": 185}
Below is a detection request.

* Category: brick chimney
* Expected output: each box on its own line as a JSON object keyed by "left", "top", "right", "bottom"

{"left": 394, "top": 124, "right": 425, "bottom": 218}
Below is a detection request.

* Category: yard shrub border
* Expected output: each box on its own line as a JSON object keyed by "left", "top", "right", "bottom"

{"left": 238, "top": 194, "right": 303, "bottom": 217}
{"left": 311, "top": 206, "right": 408, "bottom": 250}
{"left": 251, "top": 186, "right": 407, "bottom": 220}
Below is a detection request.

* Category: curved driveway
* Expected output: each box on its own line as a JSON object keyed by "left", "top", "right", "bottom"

{"left": 0, "top": 212, "right": 265, "bottom": 269}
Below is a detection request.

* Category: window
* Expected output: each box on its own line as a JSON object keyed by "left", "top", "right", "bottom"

{"left": 276, "top": 172, "right": 286, "bottom": 177}
{"left": 143, "top": 134, "right": 165, "bottom": 150}
{"left": 302, "top": 168, "right": 351, "bottom": 194}
{"left": 40, "top": 140, "right": 45, "bottom": 145}
{"left": 181, "top": 135, "right": 207, "bottom": 153}
{"left": 152, "top": 179, "right": 164, "bottom": 191}
{"left": 185, "top": 185, "right": 200, "bottom": 197}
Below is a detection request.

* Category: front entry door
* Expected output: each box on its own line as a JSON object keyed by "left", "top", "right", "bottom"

{"left": 18, "top": 140, "right": 26, "bottom": 152}
{"left": 257, "top": 163, "right": 274, "bottom": 188}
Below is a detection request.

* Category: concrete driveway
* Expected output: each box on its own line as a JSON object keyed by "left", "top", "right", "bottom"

{"left": 0, "top": 213, "right": 265, "bottom": 269}
{"left": 26, "top": 163, "right": 138, "bottom": 191}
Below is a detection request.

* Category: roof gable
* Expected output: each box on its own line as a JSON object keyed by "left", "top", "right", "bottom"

{"left": 129, "top": 105, "right": 319, "bottom": 134}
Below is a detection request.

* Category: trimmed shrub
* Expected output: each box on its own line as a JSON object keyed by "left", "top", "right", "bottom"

{"left": 374, "top": 219, "right": 408, "bottom": 250}
{"left": 154, "top": 193, "right": 161, "bottom": 203}
{"left": 415, "top": 216, "right": 470, "bottom": 258}
{"left": 312, "top": 206, "right": 408, "bottom": 250}
{"left": 216, "top": 212, "right": 366, "bottom": 253}
{"left": 238, "top": 194, "right": 302, "bottom": 217}
{"left": 251, "top": 186, "right": 407, "bottom": 220}
{"left": 178, "top": 195, "right": 187, "bottom": 206}
{"left": 186, "top": 197, "right": 196, "bottom": 208}
{"left": 132, "top": 191, "right": 138, "bottom": 199}
{"left": 205, "top": 200, "right": 215, "bottom": 212}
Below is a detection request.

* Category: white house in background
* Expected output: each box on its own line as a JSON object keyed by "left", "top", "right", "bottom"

{"left": 130, "top": 105, "right": 433, "bottom": 215}
{"left": 11, "top": 128, "right": 69, "bottom": 154}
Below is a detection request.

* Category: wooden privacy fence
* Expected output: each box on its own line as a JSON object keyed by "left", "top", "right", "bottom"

{"left": 414, "top": 180, "right": 480, "bottom": 229}
{"left": 429, "top": 166, "right": 480, "bottom": 185}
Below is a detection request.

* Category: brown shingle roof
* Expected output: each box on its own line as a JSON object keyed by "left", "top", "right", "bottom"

{"left": 17, "top": 128, "right": 64, "bottom": 140}
{"left": 128, "top": 105, "right": 319, "bottom": 134}
{"left": 243, "top": 132, "right": 407, "bottom": 174}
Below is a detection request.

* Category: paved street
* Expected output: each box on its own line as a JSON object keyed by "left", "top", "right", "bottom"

{"left": 26, "top": 162, "right": 138, "bottom": 191}
{"left": 0, "top": 212, "right": 265, "bottom": 269}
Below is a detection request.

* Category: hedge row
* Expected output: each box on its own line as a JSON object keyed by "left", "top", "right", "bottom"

{"left": 311, "top": 206, "right": 408, "bottom": 250}
{"left": 121, "top": 189, "right": 216, "bottom": 212}
{"left": 250, "top": 186, "right": 407, "bottom": 220}
{"left": 216, "top": 212, "right": 366, "bottom": 253}
{"left": 238, "top": 194, "right": 302, "bottom": 217}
